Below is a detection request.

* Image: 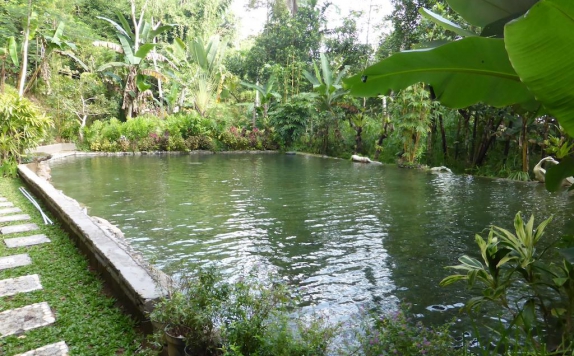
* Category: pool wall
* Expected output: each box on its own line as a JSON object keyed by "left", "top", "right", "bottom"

{"left": 17, "top": 164, "right": 169, "bottom": 331}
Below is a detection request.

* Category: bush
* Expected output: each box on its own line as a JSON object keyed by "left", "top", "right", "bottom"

{"left": 358, "top": 307, "right": 462, "bottom": 356}
{"left": 269, "top": 94, "right": 314, "bottom": 148}
{"left": 151, "top": 266, "right": 337, "bottom": 356}
{"left": 167, "top": 134, "right": 186, "bottom": 152}
{"left": 123, "top": 115, "right": 157, "bottom": 141}
{"left": 0, "top": 87, "right": 53, "bottom": 176}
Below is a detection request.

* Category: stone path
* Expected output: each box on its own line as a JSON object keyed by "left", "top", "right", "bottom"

{"left": 0, "top": 274, "right": 42, "bottom": 297}
{"left": 0, "top": 195, "right": 69, "bottom": 355}
{"left": 0, "top": 254, "right": 32, "bottom": 271}
{"left": 15, "top": 342, "right": 69, "bottom": 356}
{"left": 0, "top": 214, "right": 31, "bottom": 223}
{"left": 1, "top": 223, "right": 39, "bottom": 235}
{"left": 5, "top": 235, "right": 51, "bottom": 249}
{"left": 0, "top": 207, "right": 22, "bottom": 215}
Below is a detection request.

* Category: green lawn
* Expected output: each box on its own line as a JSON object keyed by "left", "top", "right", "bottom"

{"left": 0, "top": 176, "right": 146, "bottom": 355}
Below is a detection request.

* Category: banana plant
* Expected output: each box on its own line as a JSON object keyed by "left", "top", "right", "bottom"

{"left": 303, "top": 53, "right": 349, "bottom": 113}
{"left": 94, "top": 10, "right": 176, "bottom": 119}
{"left": 240, "top": 76, "right": 281, "bottom": 128}
{"left": 345, "top": 0, "right": 574, "bottom": 137}
{"left": 189, "top": 36, "right": 228, "bottom": 117}
{"left": 24, "top": 22, "right": 88, "bottom": 94}
{"left": 0, "top": 37, "right": 18, "bottom": 92}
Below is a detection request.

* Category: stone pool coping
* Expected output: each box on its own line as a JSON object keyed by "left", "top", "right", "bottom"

{"left": 17, "top": 163, "right": 170, "bottom": 331}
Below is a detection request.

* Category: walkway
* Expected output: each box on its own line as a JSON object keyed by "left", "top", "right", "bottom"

{"left": 0, "top": 196, "right": 69, "bottom": 356}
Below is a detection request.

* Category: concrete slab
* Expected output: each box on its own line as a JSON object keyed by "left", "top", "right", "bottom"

{"left": 0, "top": 274, "right": 42, "bottom": 297}
{"left": 0, "top": 207, "right": 23, "bottom": 215}
{"left": 0, "top": 214, "right": 30, "bottom": 223}
{"left": 15, "top": 341, "right": 69, "bottom": 356}
{"left": 5, "top": 234, "right": 51, "bottom": 248}
{"left": 0, "top": 302, "right": 55, "bottom": 338}
{"left": 0, "top": 223, "right": 39, "bottom": 235}
{"left": 0, "top": 254, "right": 32, "bottom": 270}
{"left": 0, "top": 202, "right": 14, "bottom": 207}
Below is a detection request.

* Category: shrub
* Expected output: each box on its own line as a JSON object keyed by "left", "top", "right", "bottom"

{"left": 167, "top": 134, "right": 186, "bottom": 152}
{"left": 123, "top": 115, "right": 157, "bottom": 141}
{"left": 358, "top": 307, "right": 462, "bottom": 356}
{"left": 269, "top": 94, "right": 314, "bottom": 148}
{"left": 441, "top": 212, "right": 574, "bottom": 353}
{"left": 185, "top": 136, "right": 201, "bottom": 151}
{"left": 100, "top": 118, "right": 123, "bottom": 142}
{"left": 151, "top": 266, "right": 337, "bottom": 356}
{"left": 0, "top": 87, "right": 53, "bottom": 176}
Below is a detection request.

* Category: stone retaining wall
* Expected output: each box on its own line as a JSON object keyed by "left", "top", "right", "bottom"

{"left": 17, "top": 164, "right": 169, "bottom": 332}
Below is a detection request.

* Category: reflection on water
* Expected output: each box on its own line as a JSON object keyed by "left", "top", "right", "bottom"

{"left": 49, "top": 154, "right": 574, "bottom": 325}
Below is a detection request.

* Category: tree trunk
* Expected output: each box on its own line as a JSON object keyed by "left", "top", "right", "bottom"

{"left": 502, "top": 120, "right": 513, "bottom": 166}
{"left": 18, "top": 0, "right": 33, "bottom": 97}
{"left": 521, "top": 118, "right": 529, "bottom": 172}
{"left": 475, "top": 118, "right": 503, "bottom": 166}
{"left": 456, "top": 109, "right": 470, "bottom": 162}
{"left": 470, "top": 111, "right": 479, "bottom": 164}
{"left": 439, "top": 114, "right": 447, "bottom": 160}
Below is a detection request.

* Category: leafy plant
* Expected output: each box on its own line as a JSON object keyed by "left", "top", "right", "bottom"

{"left": 441, "top": 212, "right": 574, "bottom": 352}
{"left": 355, "top": 306, "right": 462, "bottom": 356}
{"left": 150, "top": 265, "right": 337, "bottom": 356}
{"left": 0, "top": 86, "right": 52, "bottom": 176}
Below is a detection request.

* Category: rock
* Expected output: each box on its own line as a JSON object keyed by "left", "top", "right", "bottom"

{"left": 429, "top": 166, "right": 452, "bottom": 173}
{"left": 36, "top": 161, "right": 51, "bottom": 181}
{"left": 351, "top": 155, "right": 371, "bottom": 163}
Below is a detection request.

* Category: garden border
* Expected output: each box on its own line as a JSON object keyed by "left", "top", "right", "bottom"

{"left": 17, "top": 163, "right": 169, "bottom": 332}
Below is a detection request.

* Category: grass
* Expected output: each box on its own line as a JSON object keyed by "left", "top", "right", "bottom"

{"left": 0, "top": 176, "right": 146, "bottom": 355}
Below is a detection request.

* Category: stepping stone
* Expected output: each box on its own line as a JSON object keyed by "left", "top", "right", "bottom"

{"left": 0, "top": 214, "right": 30, "bottom": 223}
{"left": 0, "top": 274, "right": 42, "bottom": 297}
{"left": 0, "top": 207, "right": 22, "bottom": 215}
{"left": 0, "top": 202, "right": 14, "bottom": 207}
{"left": 0, "top": 223, "right": 38, "bottom": 235}
{"left": 15, "top": 341, "right": 69, "bottom": 356}
{"left": 0, "top": 302, "right": 55, "bottom": 338}
{"left": 0, "top": 197, "right": 6, "bottom": 202}
{"left": 0, "top": 254, "right": 32, "bottom": 271}
{"left": 5, "top": 234, "right": 50, "bottom": 248}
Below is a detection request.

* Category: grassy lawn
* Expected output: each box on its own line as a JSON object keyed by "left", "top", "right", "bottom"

{"left": 0, "top": 176, "right": 146, "bottom": 355}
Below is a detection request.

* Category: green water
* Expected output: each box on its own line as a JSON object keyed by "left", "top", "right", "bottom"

{"left": 49, "top": 154, "right": 574, "bottom": 325}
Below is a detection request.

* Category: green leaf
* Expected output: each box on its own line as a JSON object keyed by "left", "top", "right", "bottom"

{"left": 97, "top": 16, "right": 132, "bottom": 39}
{"left": 419, "top": 8, "right": 477, "bottom": 37}
{"left": 545, "top": 156, "right": 574, "bottom": 192}
{"left": 459, "top": 255, "right": 483, "bottom": 269}
{"left": 303, "top": 70, "right": 320, "bottom": 87}
{"left": 446, "top": 0, "right": 538, "bottom": 27}
{"left": 96, "top": 62, "right": 129, "bottom": 72}
{"left": 320, "top": 53, "right": 332, "bottom": 88}
{"left": 136, "top": 74, "right": 151, "bottom": 92}
{"left": 439, "top": 274, "right": 467, "bottom": 286}
{"left": 149, "top": 25, "right": 175, "bottom": 40}
{"left": 117, "top": 34, "right": 135, "bottom": 64}
{"left": 135, "top": 43, "right": 156, "bottom": 60}
{"left": 505, "top": 0, "right": 574, "bottom": 137}
{"left": 7, "top": 37, "right": 18, "bottom": 67}
{"left": 553, "top": 277, "right": 568, "bottom": 287}
{"left": 345, "top": 37, "right": 535, "bottom": 109}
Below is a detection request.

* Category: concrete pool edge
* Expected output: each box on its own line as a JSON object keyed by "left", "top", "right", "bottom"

{"left": 17, "top": 163, "right": 170, "bottom": 331}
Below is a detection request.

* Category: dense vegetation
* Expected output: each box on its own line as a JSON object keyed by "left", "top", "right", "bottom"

{"left": 3, "top": 0, "right": 574, "bottom": 354}
{"left": 1, "top": 0, "right": 570, "bottom": 179}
